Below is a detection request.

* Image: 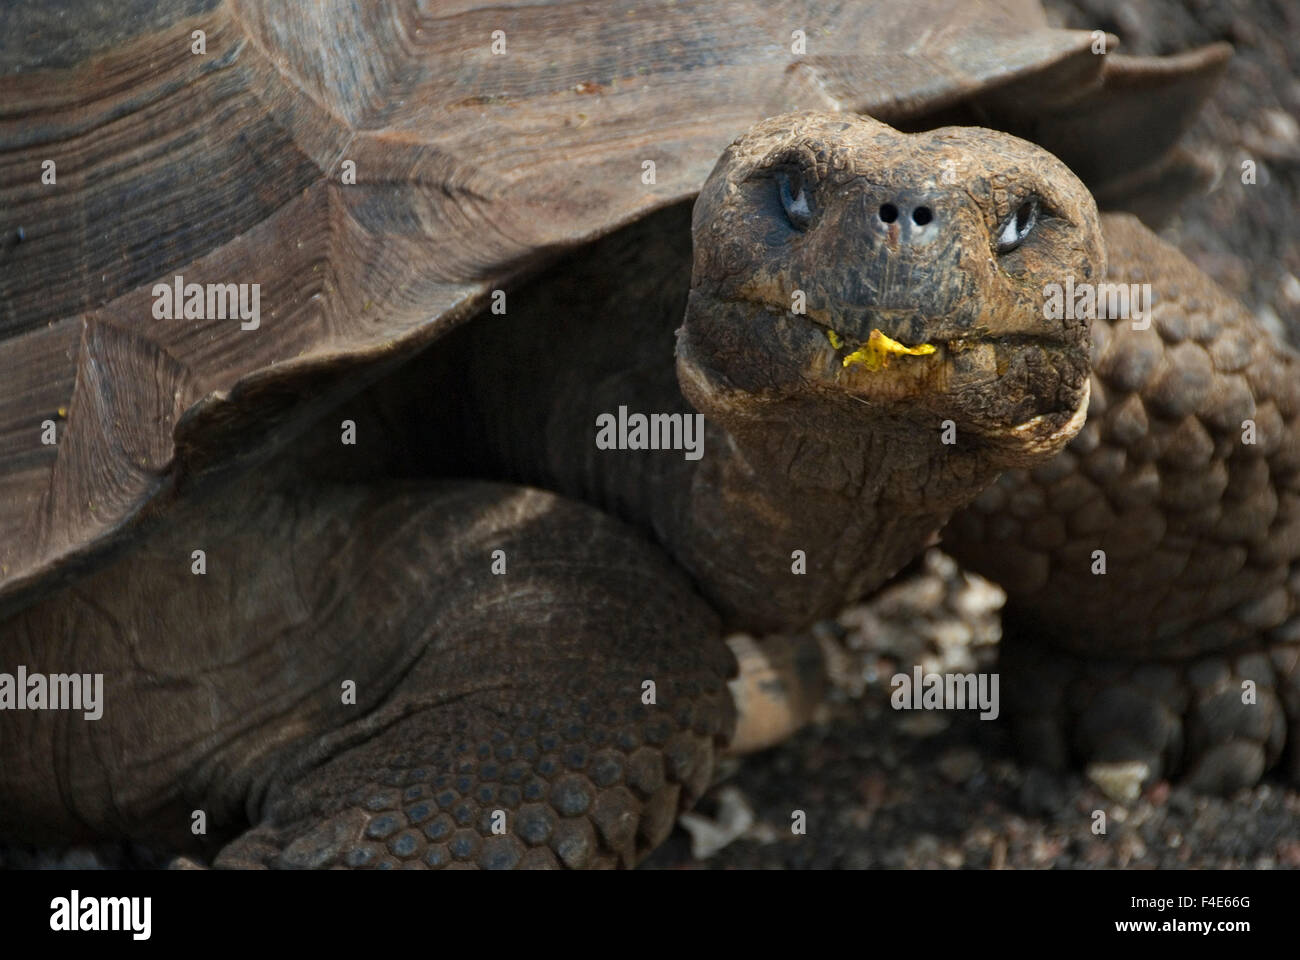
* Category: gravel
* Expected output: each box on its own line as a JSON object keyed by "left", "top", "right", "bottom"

{"left": 646, "top": 552, "right": 1300, "bottom": 870}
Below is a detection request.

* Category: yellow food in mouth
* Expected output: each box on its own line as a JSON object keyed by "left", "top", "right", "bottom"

{"left": 826, "top": 328, "right": 937, "bottom": 371}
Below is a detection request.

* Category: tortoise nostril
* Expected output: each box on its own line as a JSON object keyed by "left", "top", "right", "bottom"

{"left": 912, "top": 206, "right": 932, "bottom": 226}
{"left": 879, "top": 203, "right": 899, "bottom": 224}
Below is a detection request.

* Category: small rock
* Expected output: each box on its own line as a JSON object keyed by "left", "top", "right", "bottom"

{"left": 928, "top": 620, "right": 973, "bottom": 652}
{"left": 1145, "top": 779, "right": 1171, "bottom": 807}
{"left": 1278, "top": 841, "right": 1300, "bottom": 868}
{"left": 1281, "top": 273, "right": 1300, "bottom": 306}
{"left": 953, "top": 573, "right": 1006, "bottom": 619}
{"left": 677, "top": 786, "right": 755, "bottom": 860}
{"left": 1257, "top": 108, "right": 1300, "bottom": 156}
{"left": 874, "top": 575, "right": 946, "bottom": 617}
{"left": 743, "top": 821, "right": 779, "bottom": 846}
{"left": 924, "top": 549, "right": 959, "bottom": 579}
{"left": 1087, "top": 760, "right": 1150, "bottom": 804}
{"left": 990, "top": 837, "right": 1007, "bottom": 870}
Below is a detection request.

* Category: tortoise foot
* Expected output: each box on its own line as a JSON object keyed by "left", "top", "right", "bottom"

{"left": 1002, "top": 632, "right": 1300, "bottom": 794}
{"left": 214, "top": 483, "right": 736, "bottom": 869}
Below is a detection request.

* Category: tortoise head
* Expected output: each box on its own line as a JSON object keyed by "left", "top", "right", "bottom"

{"left": 676, "top": 111, "right": 1100, "bottom": 472}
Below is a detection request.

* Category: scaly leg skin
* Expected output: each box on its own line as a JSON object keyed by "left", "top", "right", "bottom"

{"left": 214, "top": 482, "right": 735, "bottom": 869}
{"left": 946, "top": 212, "right": 1300, "bottom": 793}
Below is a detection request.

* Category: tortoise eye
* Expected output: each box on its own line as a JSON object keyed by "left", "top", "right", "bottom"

{"left": 996, "top": 198, "right": 1038, "bottom": 253}
{"left": 776, "top": 168, "right": 813, "bottom": 230}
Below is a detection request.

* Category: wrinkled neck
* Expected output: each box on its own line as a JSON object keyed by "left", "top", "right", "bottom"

{"left": 653, "top": 414, "right": 1001, "bottom": 633}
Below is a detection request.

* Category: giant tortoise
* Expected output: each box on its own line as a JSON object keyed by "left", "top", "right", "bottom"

{"left": 1, "top": 0, "right": 1294, "bottom": 870}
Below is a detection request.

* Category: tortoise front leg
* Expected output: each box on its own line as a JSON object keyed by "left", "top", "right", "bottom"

{"left": 995, "top": 629, "right": 1297, "bottom": 794}
{"left": 946, "top": 213, "right": 1300, "bottom": 792}
{"left": 214, "top": 482, "right": 735, "bottom": 869}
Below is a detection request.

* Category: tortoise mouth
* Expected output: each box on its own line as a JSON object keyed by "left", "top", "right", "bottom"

{"left": 678, "top": 289, "right": 1090, "bottom": 434}
{"left": 753, "top": 300, "right": 1090, "bottom": 428}
{"left": 798, "top": 308, "right": 1072, "bottom": 353}
{"left": 803, "top": 309, "right": 967, "bottom": 353}
{"left": 775, "top": 304, "right": 1081, "bottom": 389}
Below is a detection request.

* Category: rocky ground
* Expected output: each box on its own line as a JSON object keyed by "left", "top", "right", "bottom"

{"left": 645, "top": 552, "right": 1300, "bottom": 869}
{"left": 5, "top": 0, "right": 1298, "bottom": 871}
